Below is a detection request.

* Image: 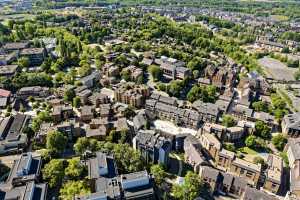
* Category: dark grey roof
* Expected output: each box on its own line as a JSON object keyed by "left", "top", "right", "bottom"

{"left": 6, "top": 114, "right": 27, "bottom": 141}
{"left": 3, "top": 181, "right": 47, "bottom": 200}
{"left": 284, "top": 112, "right": 300, "bottom": 131}
{"left": 192, "top": 100, "right": 220, "bottom": 116}
{"left": 243, "top": 186, "right": 278, "bottom": 200}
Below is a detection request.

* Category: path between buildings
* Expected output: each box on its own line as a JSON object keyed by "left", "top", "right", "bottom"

{"left": 173, "top": 154, "right": 183, "bottom": 176}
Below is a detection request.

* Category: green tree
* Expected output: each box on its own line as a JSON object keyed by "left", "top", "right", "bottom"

{"left": 46, "top": 131, "right": 67, "bottom": 154}
{"left": 223, "top": 143, "right": 236, "bottom": 152}
{"left": 245, "top": 135, "right": 257, "bottom": 149}
{"left": 65, "top": 157, "right": 85, "bottom": 180}
{"left": 18, "top": 57, "right": 30, "bottom": 68}
{"left": 252, "top": 101, "right": 269, "bottom": 112}
{"left": 295, "top": 70, "right": 300, "bottom": 80}
{"left": 42, "top": 159, "right": 65, "bottom": 188}
{"left": 172, "top": 171, "right": 204, "bottom": 200}
{"left": 272, "top": 134, "right": 287, "bottom": 151}
{"left": 73, "top": 96, "right": 81, "bottom": 108}
{"left": 168, "top": 80, "right": 182, "bottom": 97}
{"left": 74, "top": 137, "right": 98, "bottom": 155}
{"left": 151, "top": 164, "right": 166, "bottom": 185}
{"left": 255, "top": 121, "right": 271, "bottom": 139}
{"left": 64, "top": 88, "right": 76, "bottom": 102}
{"left": 121, "top": 69, "right": 131, "bottom": 81}
{"left": 148, "top": 65, "right": 162, "bottom": 81}
{"left": 59, "top": 181, "right": 90, "bottom": 200}
{"left": 222, "top": 115, "right": 235, "bottom": 127}
{"left": 253, "top": 156, "right": 266, "bottom": 168}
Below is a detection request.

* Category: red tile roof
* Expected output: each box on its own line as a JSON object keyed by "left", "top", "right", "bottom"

{"left": 0, "top": 89, "right": 11, "bottom": 97}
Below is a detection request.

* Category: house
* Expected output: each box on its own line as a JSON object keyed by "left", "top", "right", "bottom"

{"left": 20, "top": 48, "right": 46, "bottom": 66}
{"left": 80, "top": 106, "right": 94, "bottom": 122}
{"left": 114, "top": 83, "right": 150, "bottom": 108}
{"left": 229, "top": 158, "right": 261, "bottom": 186}
{"left": 0, "top": 114, "right": 30, "bottom": 155}
{"left": 88, "top": 92, "right": 110, "bottom": 107}
{"left": 216, "top": 149, "right": 235, "bottom": 170}
{"left": 52, "top": 105, "right": 73, "bottom": 123}
{"left": 264, "top": 154, "right": 283, "bottom": 194}
{"left": 0, "top": 88, "right": 11, "bottom": 108}
{"left": 76, "top": 89, "right": 92, "bottom": 105}
{"left": 154, "top": 56, "right": 190, "bottom": 80}
{"left": 99, "top": 104, "right": 112, "bottom": 118}
{"left": 124, "top": 65, "right": 143, "bottom": 81}
{"left": 86, "top": 127, "right": 107, "bottom": 140}
{"left": 198, "top": 132, "right": 221, "bottom": 160}
{"left": 133, "top": 110, "right": 149, "bottom": 131}
{"left": 80, "top": 71, "right": 100, "bottom": 88}
{"left": 0, "top": 52, "right": 18, "bottom": 65}
{"left": 2, "top": 42, "right": 30, "bottom": 53}
{"left": 133, "top": 130, "right": 172, "bottom": 166}
{"left": 17, "top": 86, "right": 50, "bottom": 100}
{"left": 113, "top": 117, "right": 129, "bottom": 133}
{"left": 192, "top": 100, "right": 221, "bottom": 123}
{"left": 241, "top": 186, "right": 279, "bottom": 200}
{"left": 6, "top": 152, "right": 42, "bottom": 186}
{"left": 183, "top": 135, "right": 207, "bottom": 173}
{"left": 282, "top": 112, "right": 300, "bottom": 137}
{"left": 199, "top": 166, "right": 247, "bottom": 196}
{"left": 0, "top": 65, "right": 19, "bottom": 77}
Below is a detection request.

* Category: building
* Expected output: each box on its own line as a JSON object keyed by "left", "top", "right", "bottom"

{"left": 88, "top": 152, "right": 117, "bottom": 180}
{"left": 0, "top": 52, "right": 18, "bottom": 65}
{"left": 6, "top": 153, "right": 42, "bottom": 186}
{"left": 264, "top": 154, "right": 283, "bottom": 194}
{"left": 198, "top": 132, "right": 221, "bottom": 159}
{"left": 0, "top": 114, "right": 30, "bottom": 155}
{"left": 192, "top": 100, "right": 221, "bottom": 123}
{"left": 0, "top": 65, "right": 19, "bottom": 77}
{"left": 241, "top": 186, "right": 279, "bottom": 200}
{"left": 216, "top": 149, "right": 235, "bottom": 171}
{"left": 154, "top": 56, "right": 191, "bottom": 80}
{"left": 114, "top": 83, "right": 150, "bottom": 108}
{"left": 200, "top": 122, "right": 245, "bottom": 143}
{"left": 20, "top": 48, "right": 46, "bottom": 66}
{"left": 0, "top": 88, "right": 11, "bottom": 108}
{"left": 287, "top": 138, "right": 300, "bottom": 196}
{"left": 121, "top": 171, "right": 154, "bottom": 200}
{"left": 183, "top": 135, "right": 207, "bottom": 173}
{"left": 80, "top": 71, "right": 100, "bottom": 88}
{"left": 133, "top": 130, "right": 172, "bottom": 166}
{"left": 199, "top": 166, "right": 247, "bottom": 196}
{"left": 1, "top": 181, "right": 47, "bottom": 200}
{"left": 2, "top": 42, "right": 30, "bottom": 53}
{"left": 17, "top": 86, "right": 50, "bottom": 100}
{"left": 88, "top": 92, "right": 110, "bottom": 107}
{"left": 82, "top": 152, "right": 154, "bottom": 200}
{"left": 52, "top": 105, "right": 74, "bottom": 123}
{"left": 80, "top": 106, "right": 94, "bottom": 122}
{"left": 230, "top": 158, "right": 261, "bottom": 186}
{"left": 146, "top": 94, "right": 208, "bottom": 129}
{"left": 282, "top": 112, "right": 300, "bottom": 137}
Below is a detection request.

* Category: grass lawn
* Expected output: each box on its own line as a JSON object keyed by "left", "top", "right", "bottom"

{"left": 238, "top": 147, "right": 258, "bottom": 155}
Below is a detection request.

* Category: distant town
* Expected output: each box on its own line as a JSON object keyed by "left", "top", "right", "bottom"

{"left": 0, "top": 0, "right": 300, "bottom": 200}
